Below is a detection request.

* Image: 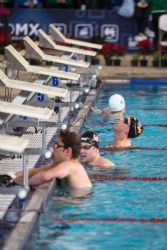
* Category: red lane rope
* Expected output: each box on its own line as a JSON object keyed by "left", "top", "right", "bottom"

{"left": 105, "top": 87, "right": 167, "bottom": 90}
{"left": 142, "top": 108, "right": 167, "bottom": 111}
{"left": 144, "top": 124, "right": 167, "bottom": 127}
{"left": 52, "top": 217, "right": 167, "bottom": 223}
{"left": 100, "top": 146, "right": 167, "bottom": 151}
{"left": 129, "top": 146, "right": 167, "bottom": 150}
{"left": 90, "top": 176, "right": 167, "bottom": 181}
{"left": 123, "top": 93, "right": 167, "bottom": 97}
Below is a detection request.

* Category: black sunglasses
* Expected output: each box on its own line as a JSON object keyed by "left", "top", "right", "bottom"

{"left": 54, "top": 143, "right": 65, "bottom": 149}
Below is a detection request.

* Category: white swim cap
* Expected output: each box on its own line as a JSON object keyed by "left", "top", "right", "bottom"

{"left": 109, "top": 94, "right": 125, "bottom": 112}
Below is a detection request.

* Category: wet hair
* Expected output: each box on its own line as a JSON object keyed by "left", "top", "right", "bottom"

{"left": 59, "top": 129, "right": 81, "bottom": 158}
{"left": 81, "top": 131, "right": 99, "bottom": 149}
{"left": 124, "top": 116, "right": 144, "bottom": 138}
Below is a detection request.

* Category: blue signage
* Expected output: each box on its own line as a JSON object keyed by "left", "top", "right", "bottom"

{"left": 52, "top": 77, "right": 60, "bottom": 86}
{"left": 1, "top": 9, "right": 139, "bottom": 49}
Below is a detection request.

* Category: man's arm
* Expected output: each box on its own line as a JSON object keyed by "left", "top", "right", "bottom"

{"left": 28, "top": 162, "right": 71, "bottom": 186}
{"left": 14, "top": 163, "right": 54, "bottom": 184}
{"left": 91, "top": 106, "right": 110, "bottom": 119}
{"left": 101, "top": 107, "right": 110, "bottom": 119}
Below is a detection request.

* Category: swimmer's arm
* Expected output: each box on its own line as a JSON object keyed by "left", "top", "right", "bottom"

{"left": 101, "top": 108, "right": 111, "bottom": 119}
{"left": 28, "top": 162, "right": 70, "bottom": 186}
{"left": 90, "top": 106, "right": 101, "bottom": 113}
{"left": 91, "top": 107, "right": 123, "bottom": 124}
{"left": 14, "top": 163, "right": 54, "bottom": 184}
{"left": 91, "top": 106, "right": 110, "bottom": 116}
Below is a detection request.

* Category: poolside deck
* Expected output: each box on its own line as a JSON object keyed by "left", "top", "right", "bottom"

{"left": 100, "top": 65, "right": 167, "bottom": 80}
{"left": 97, "top": 54, "right": 167, "bottom": 79}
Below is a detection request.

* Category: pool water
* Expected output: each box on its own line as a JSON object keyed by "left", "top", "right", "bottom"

{"left": 27, "top": 83, "right": 167, "bottom": 250}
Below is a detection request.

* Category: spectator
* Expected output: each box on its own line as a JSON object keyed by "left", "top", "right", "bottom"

{"left": 134, "top": 0, "right": 150, "bottom": 41}
{"left": 85, "top": 0, "right": 107, "bottom": 9}
{"left": 72, "top": 0, "right": 82, "bottom": 8}
{"left": 107, "top": 0, "right": 123, "bottom": 9}
{"left": 42, "top": 0, "right": 72, "bottom": 9}
{"left": 72, "top": 0, "right": 108, "bottom": 9}
{"left": 0, "top": 0, "right": 14, "bottom": 8}
{"left": 148, "top": 0, "right": 167, "bottom": 47}
{"left": 15, "top": 0, "right": 41, "bottom": 8}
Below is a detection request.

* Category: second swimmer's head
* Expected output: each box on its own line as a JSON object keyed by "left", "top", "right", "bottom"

{"left": 109, "top": 94, "right": 125, "bottom": 112}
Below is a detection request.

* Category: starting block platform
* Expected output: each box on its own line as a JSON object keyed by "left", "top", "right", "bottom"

{"left": 0, "top": 100, "right": 53, "bottom": 121}
{"left": 5, "top": 45, "right": 80, "bottom": 81}
{"left": 0, "top": 134, "right": 29, "bottom": 154}
{"left": 0, "top": 69, "right": 68, "bottom": 99}
{"left": 50, "top": 24, "right": 102, "bottom": 50}
{"left": 38, "top": 29, "right": 97, "bottom": 57}
{"left": 24, "top": 36, "right": 90, "bottom": 68}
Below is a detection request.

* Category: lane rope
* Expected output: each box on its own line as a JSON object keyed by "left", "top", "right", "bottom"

{"left": 100, "top": 146, "right": 167, "bottom": 151}
{"left": 52, "top": 217, "right": 167, "bottom": 223}
{"left": 144, "top": 124, "right": 167, "bottom": 127}
{"left": 122, "top": 93, "right": 167, "bottom": 97}
{"left": 142, "top": 108, "right": 167, "bottom": 111}
{"left": 90, "top": 176, "right": 167, "bottom": 181}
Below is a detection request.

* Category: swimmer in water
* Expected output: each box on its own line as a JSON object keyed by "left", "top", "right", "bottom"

{"left": 92, "top": 94, "right": 143, "bottom": 148}
{"left": 80, "top": 131, "right": 115, "bottom": 168}
{"left": 91, "top": 94, "right": 126, "bottom": 124}
{"left": 111, "top": 115, "right": 144, "bottom": 148}
{"left": 101, "top": 94, "right": 126, "bottom": 124}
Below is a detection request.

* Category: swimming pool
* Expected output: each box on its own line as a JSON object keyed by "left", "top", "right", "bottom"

{"left": 26, "top": 82, "right": 167, "bottom": 250}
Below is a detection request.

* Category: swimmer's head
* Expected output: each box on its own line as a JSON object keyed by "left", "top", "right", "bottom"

{"left": 124, "top": 116, "right": 144, "bottom": 138}
{"left": 109, "top": 94, "right": 125, "bottom": 112}
{"left": 81, "top": 131, "right": 99, "bottom": 149}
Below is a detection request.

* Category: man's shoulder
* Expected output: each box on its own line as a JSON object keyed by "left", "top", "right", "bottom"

{"left": 99, "top": 156, "right": 115, "bottom": 167}
{"left": 64, "top": 159, "right": 83, "bottom": 169}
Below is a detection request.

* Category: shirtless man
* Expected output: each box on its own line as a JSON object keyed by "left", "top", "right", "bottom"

{"left": 15, "top": 130, "right": 92, "bottom": 190}
{"left": 112, "top": 119, "right": 132, "bottom": 148}
{"left": 80, "top": 131, "right": 115, "bottom": 168}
